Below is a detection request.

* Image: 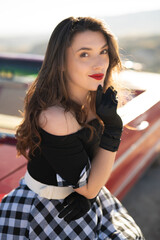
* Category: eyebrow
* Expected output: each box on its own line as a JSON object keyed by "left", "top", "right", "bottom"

{"left": 76, "top": 43, "right": 108, "bottom": 52}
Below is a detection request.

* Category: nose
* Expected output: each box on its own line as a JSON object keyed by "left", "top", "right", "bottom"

{"left": 92, "top": 56, "right": 106, "bottom": 71}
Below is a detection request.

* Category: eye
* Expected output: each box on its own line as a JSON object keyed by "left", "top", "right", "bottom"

{"left": 101, "top": 49, "right": 109, "bottom": 55}
{"left": 80, "top": 52, "right": 89, "bottom": 58}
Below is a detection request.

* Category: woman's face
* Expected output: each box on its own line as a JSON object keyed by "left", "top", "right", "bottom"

{"left": 65, "top": 30, "right": 109, "bottom": 103}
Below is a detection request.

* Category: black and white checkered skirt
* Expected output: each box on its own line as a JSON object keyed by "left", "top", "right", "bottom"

{"left": 0, "top": 179, "right": 145, "bottom": 239}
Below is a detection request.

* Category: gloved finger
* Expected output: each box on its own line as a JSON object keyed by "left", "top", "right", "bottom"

{"left": 56, "top": 197, "right": 74, "bottom": 212}
{"left": 110, "top": 86, "right": 117, "bottom": 95}
{"left": 56, "top": 202, "right": 65, "bottom": 212}
{"left": 109, "top": 87, "right": 118, "bottom": 105}
{"left": 58, "top": 201, "right": 77, "bottom": 218}
{"left": 103, "top": 87, "right": 113, "bottom": 106}
{"left": 63, "top": 192, "right": 75, "bottom": 206}
{"left": 71, "top": 209, "right": 88, "bottom": 220}
{"left": 104, "top": 87, "right": 118, "bottom": 106}
{"left": 96, "top": 85, "right": 103, "bottom": 109}
{"left": 64, "top": 208, "right": 80, "bottom": 222}
{"left": 58, "top": 205, "right": 73, "bottom": 218}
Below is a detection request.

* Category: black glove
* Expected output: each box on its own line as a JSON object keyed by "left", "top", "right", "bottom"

{"left": 96, "top": 85, "right": 123, "bottom": 152}
{"left": 57, "top": 192, "right": 95, "bottom": 222}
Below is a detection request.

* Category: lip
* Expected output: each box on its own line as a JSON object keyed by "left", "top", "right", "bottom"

{"left": 88, "top": 73, "right": 104, "bottom": 80}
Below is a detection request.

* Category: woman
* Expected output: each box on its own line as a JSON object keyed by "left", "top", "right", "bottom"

{"left": 0, "top": 17, "right": 145, "bottom": 239}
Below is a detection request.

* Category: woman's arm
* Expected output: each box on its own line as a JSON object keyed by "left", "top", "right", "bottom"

{"left": 75, "top": 148, "right": 116, "bottom": 199}
{"left": 75, "top": 86, "right": 123, "bottom": 199}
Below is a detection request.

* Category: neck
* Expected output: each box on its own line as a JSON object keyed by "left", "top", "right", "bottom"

{"left": 69, "top": 90, "right": 90, "bottom": 106}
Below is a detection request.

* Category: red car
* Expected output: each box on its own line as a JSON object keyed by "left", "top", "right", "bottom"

{"left": 0, "top": 54, "right": 160, "bottom": 201}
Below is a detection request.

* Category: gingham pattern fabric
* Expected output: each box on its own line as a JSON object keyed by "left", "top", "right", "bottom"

{"left": 75, "top": 160, "right": 91, "bottom": 188}
{"left": 56, "top": 159, "right": 91, "bottom": 189}
{"left": 0, "top": 179, "right": 145, "bottom": 239}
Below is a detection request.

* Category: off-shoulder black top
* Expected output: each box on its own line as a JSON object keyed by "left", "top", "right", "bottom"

{"left": 27, "top": 118, "right": 102, "bottom": 188}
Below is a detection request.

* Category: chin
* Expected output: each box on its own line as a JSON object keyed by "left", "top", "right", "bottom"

{"left": 89, "top": 82, "right": 103, "bottom": 91}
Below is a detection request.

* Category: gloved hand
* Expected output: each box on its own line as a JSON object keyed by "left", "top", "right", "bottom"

{"left": 96, "top": 85, "right": 123, "bottom": 152}
{"left": 57, "top": 192, "right": 95, "bottom": 222}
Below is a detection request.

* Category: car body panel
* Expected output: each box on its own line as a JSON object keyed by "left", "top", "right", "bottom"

{"left": 0, "top": 53, "right": 160, "bottom": 201}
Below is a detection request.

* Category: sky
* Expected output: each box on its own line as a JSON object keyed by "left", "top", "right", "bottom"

{"left": 1, "top": 0, "right": 160, "bottom": 37}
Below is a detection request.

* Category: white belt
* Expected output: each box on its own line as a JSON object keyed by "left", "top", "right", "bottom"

{"left": 24, "top": 171, "right": 74, "bottom": 200}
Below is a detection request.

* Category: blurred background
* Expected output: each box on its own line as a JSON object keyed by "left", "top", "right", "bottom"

{"left": 0, "top": 0, "right": 160, "bottom": 239}
{"left": 0, "top": 0, "right": 160, "bottom": 74}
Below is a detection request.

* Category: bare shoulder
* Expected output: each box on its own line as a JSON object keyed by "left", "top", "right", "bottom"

{"left": 39, "top": 106, "right": 81, "bottom": 135}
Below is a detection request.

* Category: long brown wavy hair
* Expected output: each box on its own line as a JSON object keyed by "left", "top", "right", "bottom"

{"left": 16, "top": 16, "right": 122, "bottom": 160}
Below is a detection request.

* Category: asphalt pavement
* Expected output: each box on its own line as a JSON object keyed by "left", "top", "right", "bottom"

{"left": 122, "top": 155, "right": 160, "bottom": 240}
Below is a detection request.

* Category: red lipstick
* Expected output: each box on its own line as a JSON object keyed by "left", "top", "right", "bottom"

{"left": 88, "top": 73, "right": 104, "bottom": 80}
